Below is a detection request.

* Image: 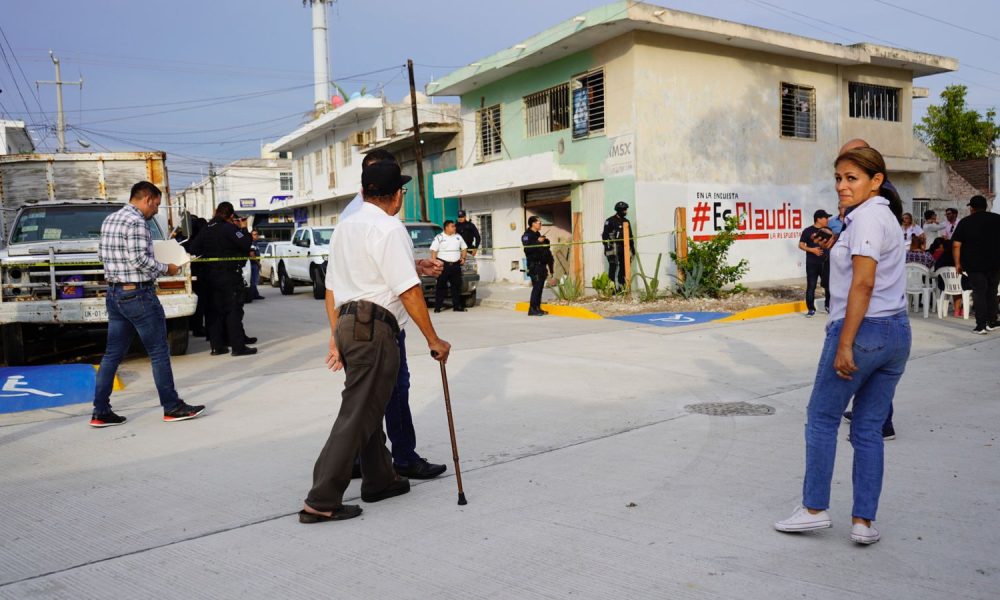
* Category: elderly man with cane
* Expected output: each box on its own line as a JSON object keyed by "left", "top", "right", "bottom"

{"left": 300, "top": 160, "right": 451, "bottom": 523}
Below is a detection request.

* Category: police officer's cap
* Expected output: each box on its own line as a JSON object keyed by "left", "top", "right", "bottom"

{"left": 614, "top": 201, "right": 629, "bottom": 212}
{"left": 457, "top": 210, "right": 467, "bottom": 218}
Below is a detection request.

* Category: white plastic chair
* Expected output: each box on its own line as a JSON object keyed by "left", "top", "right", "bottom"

{"left": 935, "top": 266, "right": 971, "bottom": 319}
{"left": 905, "top": 263, "right": 932, "bottom": 318}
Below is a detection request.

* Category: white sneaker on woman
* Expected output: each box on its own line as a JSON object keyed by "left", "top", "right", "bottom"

{"left": 850, "top": 522, "right": 880, "bottom": 544}
{"left": 774, "top": 505, "right": 832, "bottom": 532}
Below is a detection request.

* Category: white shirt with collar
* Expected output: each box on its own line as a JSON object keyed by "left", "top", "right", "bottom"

{"left": 324, "top": 201, "right": 420, "bottom": 326}
{"left": 430, "top": 232, "right": 467, "bottom": 263}
{"left": 341, "top": 192, "right": 363, "bottom": 220}
{"left": 828, "top": 196, "right": 906, "bottom": 321}
{"left": 944, "top": 218, "right": 958, "bottom": 239}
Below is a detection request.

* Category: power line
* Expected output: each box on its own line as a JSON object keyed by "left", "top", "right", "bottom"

{"left": 872, "top": 0, "right": 1000, "bottom": 43}
{"left": 0, "top": 25, "right": 55, "bottom": 141}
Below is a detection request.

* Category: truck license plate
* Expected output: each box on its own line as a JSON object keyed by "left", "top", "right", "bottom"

{"left": 84, "top": 306, "right": 108, "bottom": 321}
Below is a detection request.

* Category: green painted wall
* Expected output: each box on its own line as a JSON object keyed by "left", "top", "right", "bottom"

{"left": 460, "top": 48, "right": 635, "bottom": 213}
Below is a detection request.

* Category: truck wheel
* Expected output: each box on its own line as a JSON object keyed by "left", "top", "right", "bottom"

{"left": 463, "top": 290, "right": 477, "bottom": 308}
{"left": 269, "top": 266, "right": 279, "bottom": 287}
{"left": 167, "top": 317, "right": 189, "bottom": 356}
{"left": 1, "top": 323, "right": 26, "bottom": 366}
{"left": 279, "top": 264, "right": 295, "bottom": 295}
{"left": 311, "top": 266, "right": 325, "bottom": 300}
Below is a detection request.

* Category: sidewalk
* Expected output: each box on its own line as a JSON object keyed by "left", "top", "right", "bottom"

{"left": 477, "top": 281, "right": 555, "bottom": 309}
{"left": 1, "top": 302, "right": 997, "bottom": 599}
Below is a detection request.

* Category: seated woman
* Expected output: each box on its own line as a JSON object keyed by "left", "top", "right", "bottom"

{"left": 905, "top": 236, "right": 934, "bottom": 269}
{"left": 901, "top": 212, "right": 924, "bottom": 245}
{"left": 933, "top": 239, "right": 972, "bottom": 317}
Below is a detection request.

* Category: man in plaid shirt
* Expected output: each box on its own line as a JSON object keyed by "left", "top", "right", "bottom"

{"left": 90, "top": 181, "right": 206, "bottom": 427}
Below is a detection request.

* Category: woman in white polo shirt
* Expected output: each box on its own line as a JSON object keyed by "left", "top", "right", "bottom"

{"left": 775, "top": 146, "right": 911, "bottom": 545}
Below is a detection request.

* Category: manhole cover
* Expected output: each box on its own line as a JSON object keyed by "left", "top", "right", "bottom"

{"left": 684, "top": 401, "right": 775, "bottom": 416}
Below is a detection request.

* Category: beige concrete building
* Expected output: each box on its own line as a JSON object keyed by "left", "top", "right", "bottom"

{"left": 429, "top": 2, "right": 957, "bottom": 285}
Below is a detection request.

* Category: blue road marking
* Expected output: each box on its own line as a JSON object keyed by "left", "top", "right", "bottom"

{"left": 612, "top": 312, "right": 731, "bottom": 327}
{"left": 0, "top": 365, "right": 95, "bottom": 414}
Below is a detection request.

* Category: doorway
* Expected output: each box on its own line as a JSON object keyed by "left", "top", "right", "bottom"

{"left": 524, "top": 187, "right": 573, "bottom": 281}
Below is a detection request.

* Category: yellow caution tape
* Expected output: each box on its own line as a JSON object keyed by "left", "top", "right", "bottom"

{"left": 1, "top": 229, "right": 679, "bottom": 268}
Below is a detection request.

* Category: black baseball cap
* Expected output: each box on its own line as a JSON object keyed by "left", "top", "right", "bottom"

{"left": 457, "top": 210, "right": 467, "bottom": 217}
{"left": 968, "top": 195, "right": 988, "bottom": 210}
{"left": 361, "top": 161, "right": 411, "bottom": 197}
{"left": 814, "top": 209, "right": 832, "bottom": 220}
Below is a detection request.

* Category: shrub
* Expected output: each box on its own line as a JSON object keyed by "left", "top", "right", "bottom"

{"left": 591, "top": 272, "right": 617, "bottom": 300}
{"left": 551, "top": 274, "right": 584, "bottom": 301}
{"left": 670, "top": 215, "right": 749, "bottom": 298}
{"left": 632, "top": 253, "right": 663, "bottom": 302}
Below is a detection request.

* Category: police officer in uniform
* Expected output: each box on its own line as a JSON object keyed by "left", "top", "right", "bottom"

{"left": 455, "top": 210, "right": 481, "bottom": 255}
{"left": 602, "top": 201, "right": 636, "bottom": 289}
{"left": 522, "top": 216, "right": 548, "bottom": 316}
{"left": 190, "top": 201, "right": 257, "bottom": 356}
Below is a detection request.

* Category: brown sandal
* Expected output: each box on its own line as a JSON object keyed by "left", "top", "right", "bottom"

{"left": 298, "top": 504, "right": 363, "bottom": 523}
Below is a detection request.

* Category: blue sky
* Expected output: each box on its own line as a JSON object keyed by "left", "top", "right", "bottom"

{"left": 3, "top": 0, "right": 997, "bottom": 188}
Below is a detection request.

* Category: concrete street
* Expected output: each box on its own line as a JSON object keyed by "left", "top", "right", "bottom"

{"left": 1, "top": 284, "right": 997, "bottom": 599}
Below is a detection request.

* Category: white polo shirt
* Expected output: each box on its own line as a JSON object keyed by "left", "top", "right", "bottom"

{"left": 324, "top": 201, "right": 420, "bottom": 326}
{"left": 828, "top": 196, "right": 906, "bottom": 321}
{"left": 430, "top": 232, "right": 467, "bottom": 263}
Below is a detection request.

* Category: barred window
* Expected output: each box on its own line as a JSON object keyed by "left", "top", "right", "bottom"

{"left": 313, "top": 150, "right": 322, "bottom": 175}
{"left": 476, "top": 104, "right": 502, "bottom": 162}
{"left": 476, "top": 213, "right": 493, "bottom": 257}
{"left": 572, "top": 69, "right": 605, "bottom": 139}
{"left": 525, "top": 83, "right": 570, "bottom": 138}
{"left": 780, "top": 83, "right": 816, "bottom": 140}
{"left": 327, "top": 144, "right": 337, "bottom": 188}
{"left": 279, "top": 171, "right": 293, "bottom": 191}
{"left": 849, "top": 82, "right": 901, "bottom": 122}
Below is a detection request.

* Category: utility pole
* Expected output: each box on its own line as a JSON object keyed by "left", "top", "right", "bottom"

{"left": 209, "top": 162, "right": 217, "bottom": 208}
{"left": 36, "top": 51, "right": 83, "bottom": 153}
{"left": 407, "top": 59, "right": 428, "bottom": 222}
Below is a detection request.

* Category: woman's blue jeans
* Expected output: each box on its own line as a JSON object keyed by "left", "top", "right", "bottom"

{"left": 803, "top": 311, "right": 911, "bottom": 521}
{"left": 93, "top": 285, "right": 180, "bottom": 414}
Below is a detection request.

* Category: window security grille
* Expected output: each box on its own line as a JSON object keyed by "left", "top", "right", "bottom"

{"left": 780, "top": 83, "right": 816, "bottom": 140}
{"left": 313, "top": 151, "right": 322, "bottom": 175}
{"left": 525, "top": 83, "right": 570, "bottom": 137}
{"left": 476, "top": 213, "right": 493, "bottom": 256}
{"left": 849, "top": 83, "right": 901, "bottom": 122}
{"left": 913, "top": 199, "right": 931, "bottom": 224}
{"left": 279, "top": 171, "right": 293, "bottom": 191}
{"left": 572, "top": 69, "right": 605, "bottom": 139}
{"left": 477, "top": 104, "right": 502, "bottom": 162}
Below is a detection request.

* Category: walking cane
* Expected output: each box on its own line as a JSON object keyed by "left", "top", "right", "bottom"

{"left": 433, "top": 352, "right": 468, "bottom": 505}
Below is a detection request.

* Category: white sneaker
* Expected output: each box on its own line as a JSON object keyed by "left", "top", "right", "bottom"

{"left": 774, "top": 505, "right": 832, "bottom": 532}
{"left": 850, "top": 522, "right": 880, "bottom": 544}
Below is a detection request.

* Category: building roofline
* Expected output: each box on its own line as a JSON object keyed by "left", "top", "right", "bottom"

{"left": 269, "top": 96, "right": 384, "bottom": 152}
{"left": 427, "top": 2, "right": 957, "bottom": 97}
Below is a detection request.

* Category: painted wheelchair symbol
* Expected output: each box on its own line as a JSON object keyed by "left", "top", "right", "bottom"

{"left": 0, "top": 375, "right": 63, "bottom": 398}
{"left": 649, "top": 313, "right": 696, "bottom": 323}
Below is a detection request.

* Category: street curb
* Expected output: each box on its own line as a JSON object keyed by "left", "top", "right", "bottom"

{"left": 717, "top": 300, "right": 806, "bottom": 322}
{"left": 93, "top": 365, "right": 125, "bottom": 391}
{"left": 514, "top": 302, "right": 603, "bottom": 320}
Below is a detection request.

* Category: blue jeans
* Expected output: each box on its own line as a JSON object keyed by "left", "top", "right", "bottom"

{"left": 385, "top": 330, "right": 420, "bottom": 466}
{"left": 94, "top": 285, "right": 180, "bottom": 414}
{"left": 803, "top": 311, "right": 910, "bottom": 521}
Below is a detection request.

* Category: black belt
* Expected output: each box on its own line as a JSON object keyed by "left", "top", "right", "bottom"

{"left": 109, "top": 281, "right": 155, "bottom": 290}
{"left": 339, "top": 301, "right": 400, "bottom": 336}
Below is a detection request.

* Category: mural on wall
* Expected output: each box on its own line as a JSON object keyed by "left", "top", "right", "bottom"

{"left": 635, "top": 181, "right": 836, "bottom": 282}
{"left": 688, "top": 187, "right": 804, "bottom": 242}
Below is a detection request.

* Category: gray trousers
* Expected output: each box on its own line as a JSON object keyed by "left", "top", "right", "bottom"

{"left": 305, "top": 315, "right": 400, "bottom": 512}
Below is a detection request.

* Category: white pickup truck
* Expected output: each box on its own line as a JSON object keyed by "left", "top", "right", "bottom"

{"left": 276, "top": 226, "right": 333, "bottom": 300}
